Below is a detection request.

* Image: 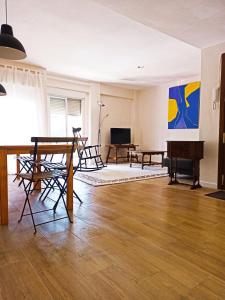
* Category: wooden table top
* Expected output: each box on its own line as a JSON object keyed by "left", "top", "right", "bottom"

{"left": 0, "top": 144, "right": 79, "bottom": 155}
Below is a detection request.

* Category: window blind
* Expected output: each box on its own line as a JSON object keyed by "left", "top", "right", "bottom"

{"left": 67, "top": 98, "right": 81, "bottom": 116}
{"left": 50, "top": 97, "right": 66, "bottom": 115}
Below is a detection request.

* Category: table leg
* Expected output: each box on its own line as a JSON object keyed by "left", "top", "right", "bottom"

{"left": 161, "top": 153, "right": 164, "bottom": 167}
{"left": 174, "top": 158, "right": 178, "bottom": 182}
{"left": 33, "top": 153, "right": 42, "bottom": 192}
{"left": 130, "top": 151, "right": 132, "bottom": 167}
{"left": 106, "top": 147, "right": 111, "bottom": 163}
{"left": 127, "top": 148, "right": 130, "bottom": 162}
{"left": 168, "top": 157, "right": 175, "bottom": 185}
{"left": 0, "top": 150, "right": 8, "bottom": 225}
{"left": 191, "top": 160, "right": 202, "bottom": 189}
{"left": 66, "top": 152, "right": 73, "bottom": 210}
{"left": 16, "top": 155, "right": 20, "bottom": 180}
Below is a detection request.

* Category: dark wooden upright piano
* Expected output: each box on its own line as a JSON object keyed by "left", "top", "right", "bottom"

{"left": 167, "top": 141, "right": 204, "bottom": 189}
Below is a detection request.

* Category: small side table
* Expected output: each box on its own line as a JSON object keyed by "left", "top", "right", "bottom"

{"left": 106, "top": 144, "right": 138, "bottom": 164}
{"left": 130, "top": 150, "right": 166, "bottom": 169}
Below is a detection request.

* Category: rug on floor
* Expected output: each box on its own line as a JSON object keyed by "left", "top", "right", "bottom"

{"left": 75, "top": 164, "right": 168, "bottom": 186}
{"left": 206, "top": 191, "right": 225, "bottom": 201}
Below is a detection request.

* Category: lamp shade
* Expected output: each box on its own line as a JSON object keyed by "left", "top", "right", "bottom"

{"left": 0, "top": 24, "right": 26, "bottom": 60}
{"left": 0, "top": 84, "right": 6, "bottom": 96}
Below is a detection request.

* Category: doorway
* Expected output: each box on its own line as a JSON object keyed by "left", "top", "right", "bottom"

{"left": 218, "top": 53, "right": 225, "bottom": 189}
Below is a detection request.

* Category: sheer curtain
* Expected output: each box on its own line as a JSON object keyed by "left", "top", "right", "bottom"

{"left": 0, "top": 64, "right": 47, "bottom": 144}
{"left": 0, "top": 64, "right": 47, "bottom": 172}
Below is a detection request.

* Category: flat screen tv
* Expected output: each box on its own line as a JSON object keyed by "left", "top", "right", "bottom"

{"left": 110, "top": 128, "right": 131, "bottom": 144}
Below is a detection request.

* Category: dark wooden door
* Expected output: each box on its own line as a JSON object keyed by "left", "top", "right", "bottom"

{"left": 218, "top": 53, "right": 225, "bottom": 189}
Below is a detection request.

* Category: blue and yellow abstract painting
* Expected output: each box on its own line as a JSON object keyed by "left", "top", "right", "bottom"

{"left": 168, "top": 82, "right": 201, "bottom": 129}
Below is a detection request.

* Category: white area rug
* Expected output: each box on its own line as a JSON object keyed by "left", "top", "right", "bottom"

{"left": 75, "top": 164, "right": 168, "bottom": 186}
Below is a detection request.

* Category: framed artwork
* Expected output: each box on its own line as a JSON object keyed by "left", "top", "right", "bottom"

{"left": 168, "top": 81, "right": 201, "bottom": 129}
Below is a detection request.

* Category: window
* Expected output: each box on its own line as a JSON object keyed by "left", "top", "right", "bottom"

{"left": 49, "top": 96, "right": 82, "bottom": 136}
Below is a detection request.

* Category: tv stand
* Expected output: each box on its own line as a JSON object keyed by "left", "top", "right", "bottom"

{"left": 106, "top": 144, "right": 137, "bottom": 164}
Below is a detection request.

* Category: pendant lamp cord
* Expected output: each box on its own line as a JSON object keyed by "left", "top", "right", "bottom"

{"left": 5, "top": 0, "right": 7, "bottom": 24}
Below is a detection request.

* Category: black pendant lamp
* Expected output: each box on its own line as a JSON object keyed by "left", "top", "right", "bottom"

{"left": 0, "top": 0, "right": 26, "bottom": 60}
{"left": 0, "top": 83, "right": 6, "bottom": 95}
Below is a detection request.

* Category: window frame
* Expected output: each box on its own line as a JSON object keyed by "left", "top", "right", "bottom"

{"left": 48, "top": 95, "right": 83, "bottom": 137}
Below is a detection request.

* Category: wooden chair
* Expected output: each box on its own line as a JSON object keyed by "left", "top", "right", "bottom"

{"left": 18, "top": 137, "right": 76, "bottom": 234}
{"left": 72, "top": 127, "right": 106, "bottom": 172}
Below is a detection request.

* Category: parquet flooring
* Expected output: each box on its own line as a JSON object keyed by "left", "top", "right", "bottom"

{"left": 1, "top": 176, "right": 225, "bottom": 299}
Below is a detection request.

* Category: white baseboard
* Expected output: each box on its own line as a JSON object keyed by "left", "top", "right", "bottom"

{"left": 200, "top": 181, "right": 217, "bottom": 189}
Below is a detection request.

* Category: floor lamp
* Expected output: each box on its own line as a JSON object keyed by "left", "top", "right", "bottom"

{"left": 97, "top": 102, "right": 109, "bottom": 147}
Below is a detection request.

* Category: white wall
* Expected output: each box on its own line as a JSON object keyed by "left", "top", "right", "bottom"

{"left": 98, "top": 84, "right": 136, "bottom": 160}
{"left": 100, "top": 94, "right": 134, "bottom": 160}
{"left": 137, "top": 76, "right": 200, "bottom": 153}
{"left": 136, "top": 42, "right": 225, "bottom": 188}
{"left": 47, "top": 75, "right": 135, "bottom": 155}
{"left": 199, "top": 42, "right": 225, "bottom": 188}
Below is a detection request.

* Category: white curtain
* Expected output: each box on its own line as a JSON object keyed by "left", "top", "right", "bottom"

{"left": 0, "top": 64, "right": 47, "bottom": 172}
{"left": 0, "top": 64, "right": 47, "bottom": 145}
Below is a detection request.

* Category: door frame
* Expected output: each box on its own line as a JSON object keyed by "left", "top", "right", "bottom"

{"left": 217, "top": 53, "right": 225, "bottom": 189}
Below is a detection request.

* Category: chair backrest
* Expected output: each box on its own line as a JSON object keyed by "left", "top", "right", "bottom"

{"left": 72, "top": 127, "right": 88, "bottom": 148}
{"left": 72, "top": 128, "right": 88, "bottom": 161}
{"left": 30, "top": 137, "right": 78, "bottom": 180}
{"left": 72, "top": 127, "right": 82, "bottom": 136}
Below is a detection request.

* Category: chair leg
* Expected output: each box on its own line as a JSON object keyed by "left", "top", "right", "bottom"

{"left": 27, "top": 197, "right": 37, "bottom": 234}
{"left": 73, "top": 190, "right": 83, "bottom": 204}
{"left": 18, "top": 178, "right": 25, "bottom": 187}
{"left": 39, "top": 178, "right": 54, "bottom": 201}
{"left": 18, "top": 181, "right": 31, "bottom": 222}
{"left": 61, "top": 194, "right": 73, "bottom": 223}
{"left": 18, "top": 181, "right": 37, "bottom": 234}
{"left": 52, "top": 180, "right": 66, "bottom": 212}
{"left": 52, "top": 180, "right": 73, "bottom": 223}
{"left": 94, "top": 158, "right": 99, "bottom": 170}
{"left": 30, "top": 180, "right": 40, "bottom": 194}
{"left": 18, "top": 195, "right": 29, "bottom": 223}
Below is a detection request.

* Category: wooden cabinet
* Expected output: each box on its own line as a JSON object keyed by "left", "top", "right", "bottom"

{"left": 167, "top": 141, "right": 204, "bottom": 189}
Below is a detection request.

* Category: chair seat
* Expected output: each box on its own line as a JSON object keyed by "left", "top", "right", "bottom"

{"left": 40, "top": 161, "right": 66, "bottom": 170}
{"left": 17, "top": 170, "right": 65, "bottom": 181}
{"left": 17, "top": 156, "right": 33, "bottom": 162}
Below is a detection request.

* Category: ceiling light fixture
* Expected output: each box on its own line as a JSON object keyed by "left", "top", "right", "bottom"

{"left": 0, "top": 83, "right": 6, "bottom": 95}
{"left": 0, "top": 0, "right": 26, "bottom": 60}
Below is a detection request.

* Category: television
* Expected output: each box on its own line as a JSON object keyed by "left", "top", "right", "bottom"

{"left": 110, "top": 128, "right": 131, "bottom": 144}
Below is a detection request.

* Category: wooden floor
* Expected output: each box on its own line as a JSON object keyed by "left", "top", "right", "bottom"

{"left": 1, "top": 176, "right": 225, "bottom": 299}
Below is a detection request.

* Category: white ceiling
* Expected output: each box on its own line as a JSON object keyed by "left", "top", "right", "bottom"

{"left": 93, "top": 0, "right": 225, "bottom": 49}
{"left": 4, "top": 0, "right": 208, "bottom": 86}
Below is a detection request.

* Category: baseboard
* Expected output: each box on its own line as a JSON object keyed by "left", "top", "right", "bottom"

{"left": 200, "top": 181, "right": 217, "bottom": 189}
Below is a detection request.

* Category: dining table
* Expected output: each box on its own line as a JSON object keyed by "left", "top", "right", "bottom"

{"left": 0, "top": 143, "right": 81, "bottom": 225}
